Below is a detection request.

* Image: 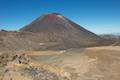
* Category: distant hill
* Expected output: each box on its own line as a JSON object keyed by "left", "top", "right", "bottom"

{"left": 100, "top": 34, "right": 120, "bottom": 46}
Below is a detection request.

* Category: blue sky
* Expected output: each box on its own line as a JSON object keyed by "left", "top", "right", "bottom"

{"left": 0, "top": 0, "right": 120, "bottom": 34}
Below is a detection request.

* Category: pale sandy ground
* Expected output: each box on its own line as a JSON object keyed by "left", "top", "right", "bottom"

{"left": 24, "top": 46, "right": 120, "bottom": 80}
{"left": 1, "top": 46, "right": 120, "bottom": 80}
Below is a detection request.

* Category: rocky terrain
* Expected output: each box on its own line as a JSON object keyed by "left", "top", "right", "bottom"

{"left": 1, "top": 46, "right": 120, "bottom": 80}
{"left": 0, "top": 51, "right": 71, "bottom": 80}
